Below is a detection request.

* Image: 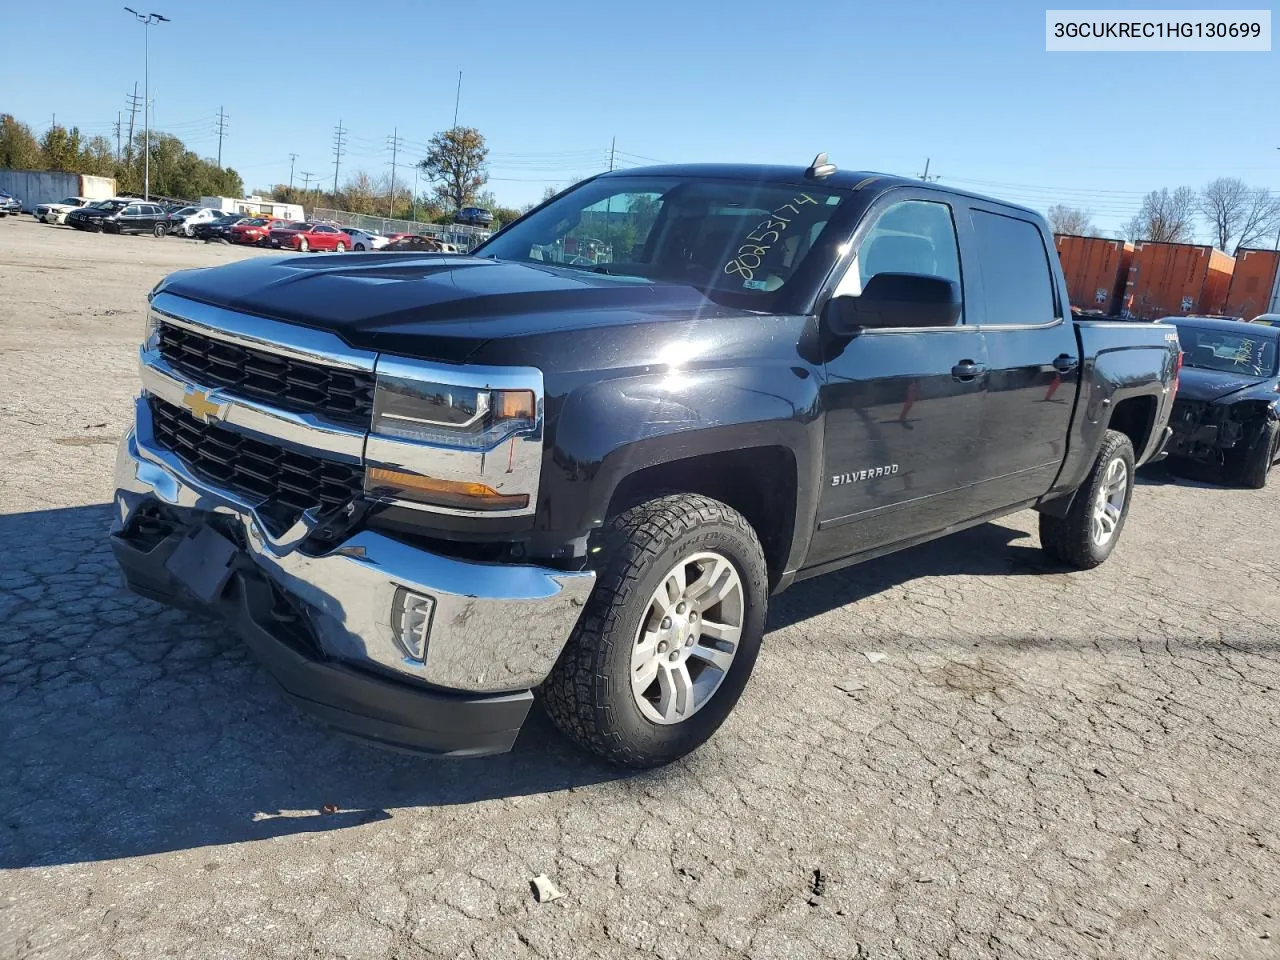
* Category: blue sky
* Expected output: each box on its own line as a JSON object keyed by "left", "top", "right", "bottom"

{"left": 3, "top": 0, "right": 1276, "bottom": 235}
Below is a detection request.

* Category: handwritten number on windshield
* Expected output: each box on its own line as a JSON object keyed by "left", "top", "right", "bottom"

{"left": 724, "top": 193, "right": 819, "bottom": 281}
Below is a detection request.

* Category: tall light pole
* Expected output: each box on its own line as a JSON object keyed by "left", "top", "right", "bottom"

{"left": 124, "top": 7, "right": 169, "bottom": 200}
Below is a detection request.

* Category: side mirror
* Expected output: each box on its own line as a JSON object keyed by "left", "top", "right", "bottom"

{"left": 826, "top": 272, "right": 962, "bottom": 335}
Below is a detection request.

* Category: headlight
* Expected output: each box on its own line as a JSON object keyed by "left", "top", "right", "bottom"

{"left": 142, "top": 307, "right": 161, "bottom": 352}
{"left": 364, "top": 357, "right": 543, "bottom": 514}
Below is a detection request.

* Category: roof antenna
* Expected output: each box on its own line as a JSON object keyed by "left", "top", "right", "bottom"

{"left": 805, "top": 153, "right": 837, "bottom": 179}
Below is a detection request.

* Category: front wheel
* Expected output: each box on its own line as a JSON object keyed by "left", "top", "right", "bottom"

{"left": 1039, "top": 429, "right": 1135, "bottom": 569}
{"left": 298, "top": 237, "right": 309, "bottom": 252}
{"left": 354, "top": 242, "right": 365, "bottom": 251}
{"left": 183, "top": 224, "right": 194, "bottom": 237}
{"left": 1230, "top": 420, "right": 1279, "bottom": 489}
{"left": 541, "top": 494, "right": 768, "bottom": 769}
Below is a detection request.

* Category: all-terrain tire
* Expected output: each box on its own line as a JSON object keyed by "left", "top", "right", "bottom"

{"left": 1039, "top": 429, "right": 1135, "bottom": 570}
{"left": 1229, "top": 420, "right": 1279, "bottom": 489}
{"left": 540, "top": 494, "right": 769, "bottom": 769}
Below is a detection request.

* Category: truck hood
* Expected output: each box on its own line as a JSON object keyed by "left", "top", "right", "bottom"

{"left": 1176, "top": 366, "right": 1273, "bottom": 402}
{"left": 155, "top": 254, "right": 736, "bottom": 362}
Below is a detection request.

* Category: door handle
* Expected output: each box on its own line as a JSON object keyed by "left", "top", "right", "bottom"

{"left": 951, "top": 360, "right": 985, "bottom": 382}
{"left": 1053, "top": 354, "right": 1079, "bottom": 373}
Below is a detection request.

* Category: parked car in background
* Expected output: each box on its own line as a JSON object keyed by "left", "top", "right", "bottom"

{"left": 191, "top": 214, "right": 248, "bottom": 242}
{"left": 168, "top": 207, "right": 223, "bottom": 237}
{"left": 66, "top": 199, "right": 131, "bottom": 232}
{"left": 229, "top": 217, "right": 278, "bottom": 246}
{"left": 1247, "top": 313, "right": 1280, "bottom": 326}
{"left": 100, "top": 201, "right": 169, "bottom": 236}
{"left": 339, "top": 227, "right": 388, "bottom": 251}
{"left": 383, "top": 233, "right": 443, "bottom": 252}
{"left": 35, "top": 196, "right": 93, "bottom": 224}
{"left": 0, "top": 191, "right": 22, "bottom": 216}
{"left": 1158, "top": 316, "right": 1280, "bottom": 487}
{"left": 453, "top": 206, "right": 493, "bottom": 226}
{"left": 268, "top": 221, "right": 349, "bottom": 252}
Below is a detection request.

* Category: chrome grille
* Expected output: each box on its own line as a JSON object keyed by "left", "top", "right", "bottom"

{"left": 148, "top": 396, "right": 363, "bottom": 523}
{"left": 157, "top": 321, "right": 374, "bottom": 427}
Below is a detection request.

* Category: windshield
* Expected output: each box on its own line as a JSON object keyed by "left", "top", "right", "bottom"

{"left": 1174, "top": 324, "right": 1279, "bottom": 377}
{"left": 95, "top": 200, "right": 127, "bottom": 211}
{"left": 475, "top": 175, "right": 851, "bottom": 307}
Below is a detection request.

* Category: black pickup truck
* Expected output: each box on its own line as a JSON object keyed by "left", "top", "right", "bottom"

{"left": 110, "top": 159, "right": 1179, "bottom": 768}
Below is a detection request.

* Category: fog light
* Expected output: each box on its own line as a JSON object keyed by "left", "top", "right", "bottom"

{"left": 392, "top": 587, "right": 435, "bottom": 662}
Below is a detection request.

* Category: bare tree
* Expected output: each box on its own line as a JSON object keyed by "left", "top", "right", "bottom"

{"left": 1124, "top": 187, "right": 1197, "bottom": 243}
{"left": 419, "top": 126, "right": 488, "bottom": 212}
{"left": 1233, "top": 188, "right": 1280, "bottom": 251}
{"left": 1046, "top": 204, "right": 1094, "bottom": 235}
{"left": 1197, "top": 177, "right": 1249, "bottom": 250}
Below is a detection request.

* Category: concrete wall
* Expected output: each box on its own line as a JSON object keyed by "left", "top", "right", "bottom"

{"left": 0, "top": 171, "right": 117, "bottom": 212}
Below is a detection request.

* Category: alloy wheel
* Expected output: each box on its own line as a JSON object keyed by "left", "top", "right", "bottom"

{"left": 631, "top": 551, "right": 744, "bottom": 725}
{"left": 1091, "top": 456, "right": 1128, "bottom": 546}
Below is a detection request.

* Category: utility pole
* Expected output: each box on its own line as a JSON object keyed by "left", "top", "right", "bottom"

{"left": 51, "top": 113, "right": 56, "bottom": 130}
{"left": 608, "top": 135, "right": 616, "bottom": 171}
{"left": 288, "top": 153, "right": 298, "bottom": 191}
{"left": 453, "top": 71, "right": 462, "bottom": 128}
{"left": 331, "top": 119, "right": 347, "bottom": 196}
{"left": 300, "top": 171, "right": 316, "bottom": 214}
{"left": 114, "top": 112, "right": 122, "bottom": 160}
{"left": 124, "top": 8, "right": 171, "bottom": 200}
{"left": 387, "top": 128, "right": 404, "bottom": 217}
{"left": 125, "top": 83, "right": 141, "bottom": 160}
{"left": 215, "top": 106, "right": 229, "bottom": 168}
{"left": 412, "top": 165, "right": 419, "bottom": 221}
{"left": 917, "top": 158, "right": 940, "bottom": 182}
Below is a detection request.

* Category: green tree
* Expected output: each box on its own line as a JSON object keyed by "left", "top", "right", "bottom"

{"left": 40, "top": 125, "right": 83, "bottom": 171}
{"left": 419, "top": 126, "right": 488, "bottom": 212}
{"left": 78, "top": 136, "right": 116, "bottom": 176}
{"left": 0, "top": 115, "right": 42, "bottom": 169}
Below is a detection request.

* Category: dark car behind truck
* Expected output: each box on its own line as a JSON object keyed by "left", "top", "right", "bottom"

{"left": 110, "top": 160, "right": 1178, "bottom": 768}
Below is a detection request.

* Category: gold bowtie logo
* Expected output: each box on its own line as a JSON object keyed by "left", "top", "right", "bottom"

{"left": 182, "top": 387, "right": 221, "bottom": 423}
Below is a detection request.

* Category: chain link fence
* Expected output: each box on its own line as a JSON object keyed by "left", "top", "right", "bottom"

{"left": 311, "top": 209, "right": 493, "bottom": 252}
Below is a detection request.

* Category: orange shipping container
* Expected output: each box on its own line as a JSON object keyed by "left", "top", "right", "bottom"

{"left": 1223, "top": 247, "right": 1280, "bottom": 320}
{"left": 1054, "top": 234, "right": 1133, "bottom": 315}
{"left": 1121, "top": 241, "right": 1235, "bottom": 320}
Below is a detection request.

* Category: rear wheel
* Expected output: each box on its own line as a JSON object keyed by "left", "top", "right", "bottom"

{"left": 541, "top": 494, "right": 768, "bottom": 769}
{"left": 1039, "top": 429, "right": 1135, "bottom": 569}
{"left": 153, "top": 222, "right": 166, "bottom": 238}
{"left": 1230, "top": 420, "right": 1279, "bottom": 489}
{"left": 183, "top": 224, "right": 194, "bottom": 237}
{"left": 335, "top": 241, "right": 346, "bottom": 253}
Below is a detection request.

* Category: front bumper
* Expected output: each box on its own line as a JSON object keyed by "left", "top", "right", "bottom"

{"left": 111, "top": 412, "right": 595, "bottom": 756}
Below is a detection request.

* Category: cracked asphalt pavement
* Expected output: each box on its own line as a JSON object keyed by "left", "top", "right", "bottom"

{"left": 2, "top": 218, "right": 1279, "bottom": 959}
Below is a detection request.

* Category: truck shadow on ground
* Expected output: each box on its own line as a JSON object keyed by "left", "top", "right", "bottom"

{"left": 0, "top": 503, "right": 1059, "bottom": 868}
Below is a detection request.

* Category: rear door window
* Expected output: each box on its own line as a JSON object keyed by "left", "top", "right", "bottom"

{"left": 970, "top": 210, "right": 1058, "bottom": 326}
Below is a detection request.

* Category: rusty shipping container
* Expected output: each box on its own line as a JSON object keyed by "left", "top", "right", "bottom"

{"left": 1223, "top": 248, "right": 1280, "bottom": 320}
{"left": 1121, "top": 241, "right": 1235, "bottom": 320}
{"left": 1054, "top": 234, "right": 1133, "bottom": 315}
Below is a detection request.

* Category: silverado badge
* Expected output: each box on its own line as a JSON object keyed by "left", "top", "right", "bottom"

{"left": 832, "top": 464, "right": 899, "bottom": 486}
{"left": 182, "top": 387, "right": 221, "bottom": 423}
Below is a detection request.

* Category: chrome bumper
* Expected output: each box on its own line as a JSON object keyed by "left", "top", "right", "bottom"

{"left": 113, "top": 400, "right": 595, "bottom": 695}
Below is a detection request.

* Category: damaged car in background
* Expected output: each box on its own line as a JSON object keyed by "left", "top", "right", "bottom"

{"left": 1158, "top": 316, "right": 1280, "bottom": 488}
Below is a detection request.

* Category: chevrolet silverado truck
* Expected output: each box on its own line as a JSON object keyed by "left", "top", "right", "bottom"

{"left": 110, "top": 159, "right": 1179, "bottom": 768}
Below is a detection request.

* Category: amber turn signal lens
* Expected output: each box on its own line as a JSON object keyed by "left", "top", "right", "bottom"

{"left": 366, "top": 467, "right": 529, "bottom": 511}
{"left": 496, "top": 389, "right": 535, "bottom": 420}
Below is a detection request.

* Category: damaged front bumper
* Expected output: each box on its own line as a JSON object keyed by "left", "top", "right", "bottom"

{"left": 1166, "top": 399, "right": 1263, "bottom": 462}
{"left": 110, "top": 405, "right": 595, "bottom": 757}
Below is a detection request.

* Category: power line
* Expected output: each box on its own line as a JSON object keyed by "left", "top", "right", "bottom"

{"left": 332, "top": 119, "right": 347, "bottom": 195}
{"left": 215, "top": 106, "right": 229, "bottom": 167}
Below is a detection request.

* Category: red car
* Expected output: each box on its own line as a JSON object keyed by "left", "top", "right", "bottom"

{"left": 229, "top": 217, "right": 279, "bottom": 245}
{"left": 267, "top": 221, "right": 350, "bottom": 253}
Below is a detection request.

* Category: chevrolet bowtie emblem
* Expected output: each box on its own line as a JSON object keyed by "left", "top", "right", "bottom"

{"left": 182, "top": 387, "right": 221, "bottom": 423}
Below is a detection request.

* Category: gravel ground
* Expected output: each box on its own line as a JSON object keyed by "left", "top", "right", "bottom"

{"left": 1, "top": 216, "right": 1278, "bottom": 960}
